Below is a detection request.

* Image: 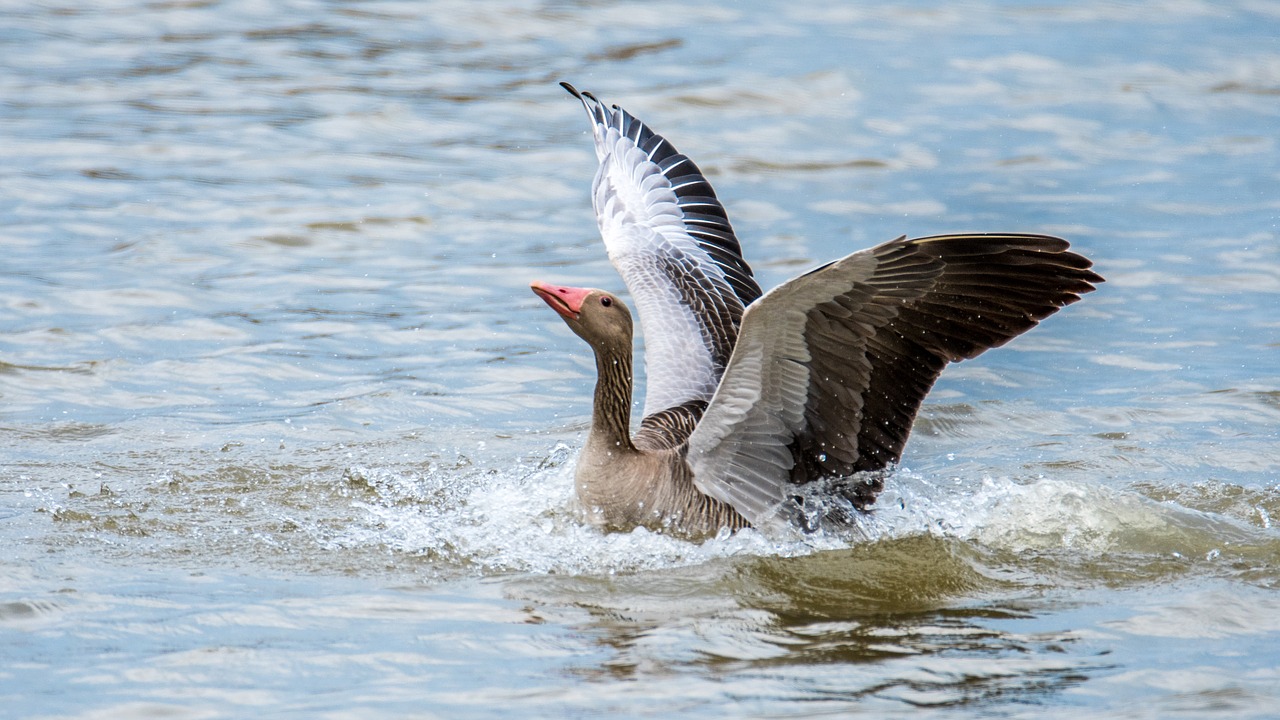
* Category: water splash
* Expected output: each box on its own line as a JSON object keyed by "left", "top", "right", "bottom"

{"left": 323, "top": 442, "right": 1279, "bottom": 579}
{"left": 326, "top": 443, "right": 850, "bottom": 575}
{"left": 865, "top": 469, "right": 1275, "bottom": 560}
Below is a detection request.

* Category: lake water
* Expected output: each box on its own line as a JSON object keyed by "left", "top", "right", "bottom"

{"left": 3, "top": 1, "right": 1279, "bottom": 717}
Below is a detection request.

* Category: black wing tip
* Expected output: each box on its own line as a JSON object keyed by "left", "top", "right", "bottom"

{"left": 910, "top": 231, "right": 1068, "bottom": 248}
{"left": 903, "top": 231, "right": 1105, "bottom": 288}
{"left": 559, "top": 81, "right": 598, "bottom": 105}
{"left": 557, "top": 81, "right": 596, "bottom": 103}
{"left": 560, "top": 81, "right": 612, "bottom": 129}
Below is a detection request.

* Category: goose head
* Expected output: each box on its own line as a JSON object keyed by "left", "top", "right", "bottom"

{"left": 530, "top": 280, "right": 633, "bottom": 352}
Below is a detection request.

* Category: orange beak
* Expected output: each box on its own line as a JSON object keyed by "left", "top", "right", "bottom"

{"left": 530, "top": 281, "right": 592, "bottom": 322}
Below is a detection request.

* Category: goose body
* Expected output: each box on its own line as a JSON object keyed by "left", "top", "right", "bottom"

{"left": 533, "top": 83, "right": 1102, "bottom": 537}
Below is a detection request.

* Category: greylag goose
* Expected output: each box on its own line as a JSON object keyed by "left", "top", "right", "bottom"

{"left": 532, "top": 83, "right": 1102, "bottom": 537}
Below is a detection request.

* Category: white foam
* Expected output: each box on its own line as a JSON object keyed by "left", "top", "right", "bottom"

{"left": 323, "top": 444, "right": 1271, "bottom": 577}
{"left": 861, "top": 469, "right": 1269, "bottom": 557}
{"left": 327, "top": 444, "right": 851, "bottom": 575}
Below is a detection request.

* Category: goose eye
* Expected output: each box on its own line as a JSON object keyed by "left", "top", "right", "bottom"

{"left": 600, "top": 296, "right": 613, "bottom": 308}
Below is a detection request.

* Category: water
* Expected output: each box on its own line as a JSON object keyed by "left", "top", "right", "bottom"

{"left": 2, "top": 0, "right": 1278, "bottom": 717}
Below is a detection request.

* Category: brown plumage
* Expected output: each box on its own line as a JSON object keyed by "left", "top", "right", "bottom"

{"left": 530, "top": 282, "right": 749, "bottom": 536}
{"left": 532, "top": 85, "right": 1104, "bottom": 538}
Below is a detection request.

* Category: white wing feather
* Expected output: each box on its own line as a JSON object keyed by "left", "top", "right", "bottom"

{"left": 593, "top": 132, "right": 728, "bottom": 415}
{"left": 566, "top": 86, "right": 761, "bottom": 418}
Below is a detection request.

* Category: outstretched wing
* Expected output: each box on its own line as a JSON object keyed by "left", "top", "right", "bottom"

{"left": 684, "top": 233, "right": 1103, "bottom": 529}
{"left": 561, "top": 83, "right": 762, "bottom": 434}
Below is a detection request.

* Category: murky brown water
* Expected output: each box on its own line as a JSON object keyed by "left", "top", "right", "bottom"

{"left": 3, "top": 1, "right": 1279, "bottom": 718}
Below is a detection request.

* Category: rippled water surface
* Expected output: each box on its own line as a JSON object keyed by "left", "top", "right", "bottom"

{"left": 3, "top": 1, "right": 1279, "bottom": 717}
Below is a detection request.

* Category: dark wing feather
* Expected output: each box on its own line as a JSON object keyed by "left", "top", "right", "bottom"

{"left": 687, "top": 233, "right": 1103, "bottom": 529}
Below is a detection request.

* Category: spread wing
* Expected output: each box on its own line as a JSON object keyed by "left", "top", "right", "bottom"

{"left": 684, "top": 233, "right": 1104, "bottom": 529}
{"left": 561, "top": 83, "right": 762, "bottom": 433}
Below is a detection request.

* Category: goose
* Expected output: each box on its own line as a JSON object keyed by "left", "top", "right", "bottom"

{"left": 531, "top": 83, "right": 1102, "bottom": 537}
